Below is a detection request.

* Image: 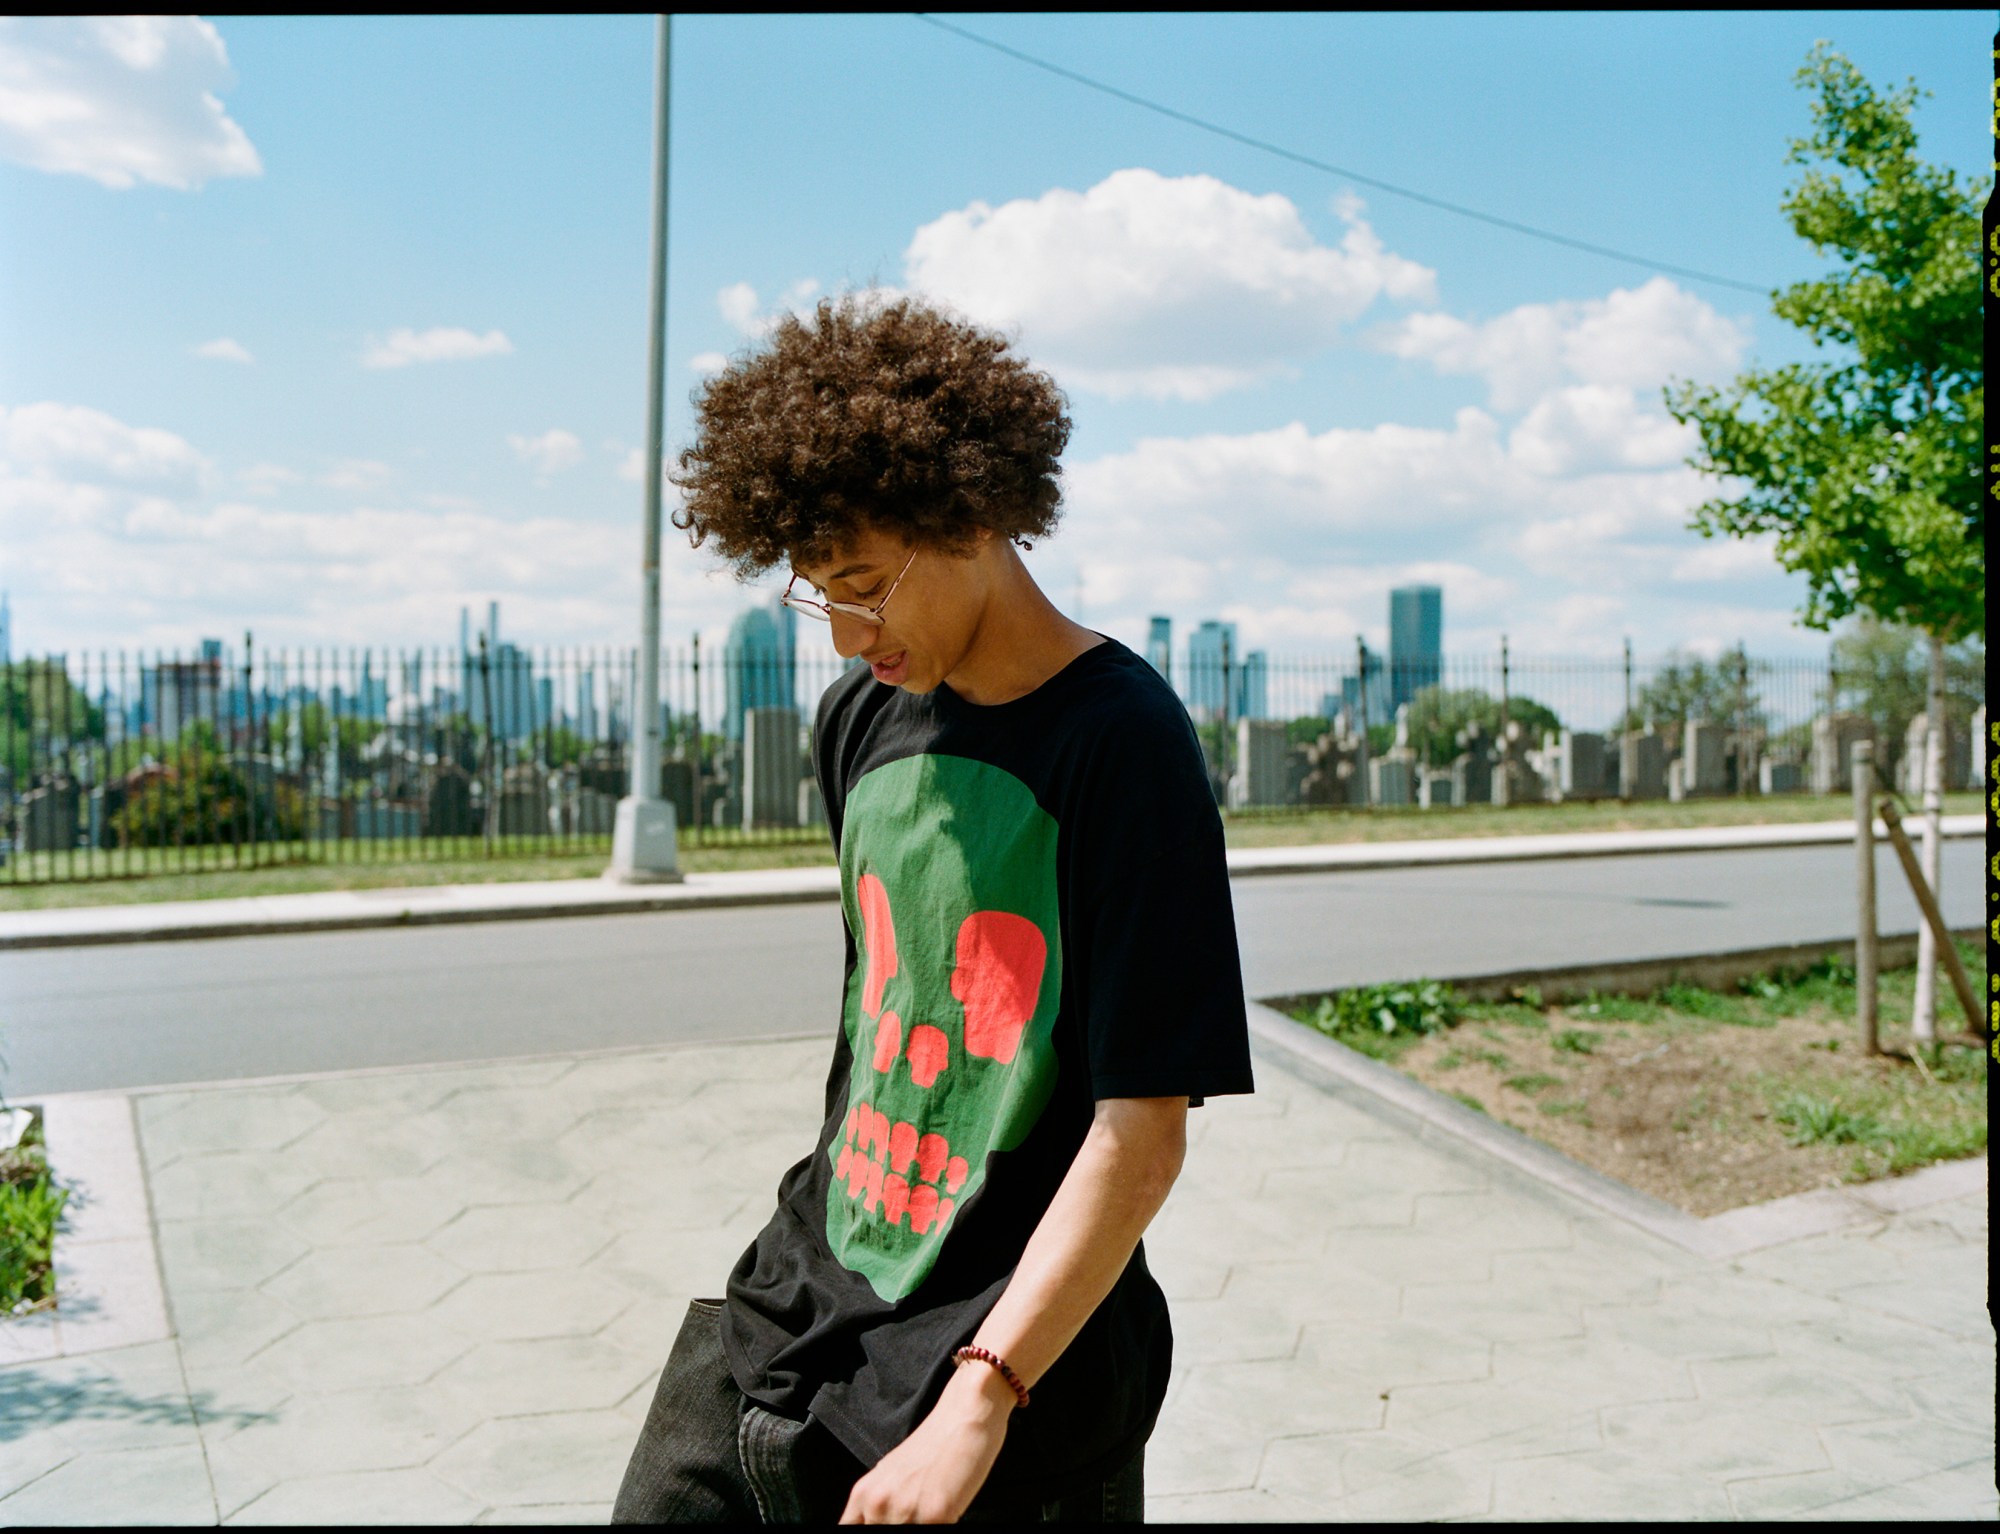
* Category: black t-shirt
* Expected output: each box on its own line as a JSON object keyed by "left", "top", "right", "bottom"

{"left": 721, "top": 634, "right": 1254, "bottom": 1499}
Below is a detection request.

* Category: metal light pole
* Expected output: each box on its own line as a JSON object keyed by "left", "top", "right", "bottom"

{"left": 608, "top": 13, "right": 682, "bottom": 883}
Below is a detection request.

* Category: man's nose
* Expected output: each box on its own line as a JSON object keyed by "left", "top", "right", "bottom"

{"left": 829, "top": 613, "right": 874, "bottom": 657}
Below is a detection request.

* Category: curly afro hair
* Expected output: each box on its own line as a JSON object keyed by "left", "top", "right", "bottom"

{"left": 670, "top": 292, "right": 1071, "bottom": 577}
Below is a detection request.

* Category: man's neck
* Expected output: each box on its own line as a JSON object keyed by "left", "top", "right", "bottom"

{"left": 940, "top": 557, "right": 1104, "bottom": 708}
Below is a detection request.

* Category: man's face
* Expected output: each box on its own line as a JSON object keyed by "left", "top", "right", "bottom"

{"left": 791, "top": 524, "right": 990, "bottom": 694}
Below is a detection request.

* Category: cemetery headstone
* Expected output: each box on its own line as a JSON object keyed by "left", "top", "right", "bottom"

{"left": 742, "top": 706, "right": 802, "bottom": 829}
{"left": 1809, "top": 713, "right": 1873, "bottom": 795}
{"left": 1620, "top": 729, "right": 1667, "bottom": 800}
{"left": 426, "top": 768, "right": 476, "bottom": 836}
{"left": 1228, "top": 719, "right": 1289, "bottom": 809}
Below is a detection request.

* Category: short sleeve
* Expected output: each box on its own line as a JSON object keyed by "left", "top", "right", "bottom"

{"left": 1063, "top": 693, "right": 1254, "bottom": 1103}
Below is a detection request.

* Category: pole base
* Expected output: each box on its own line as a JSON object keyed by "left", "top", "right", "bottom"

{"left": 606, "top": 797, "right": 683, "bottom": 883}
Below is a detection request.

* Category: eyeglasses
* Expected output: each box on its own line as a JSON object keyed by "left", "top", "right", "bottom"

{"left": 780, "top": 548, "right": 918, "bottom": 626}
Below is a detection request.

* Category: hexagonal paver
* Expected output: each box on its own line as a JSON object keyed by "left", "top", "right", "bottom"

{"left": 1579, "top": 1300, "right": 1776, "bottom": 1362}
{"left": 1396, "top": 1278, "right": 1588, "bottom": 1345}
{"left": 425, "top": 1269, "right": 634, "bottom": 1343}
{"left": 1295, "top": 1317, "right": 1492, "bottom": 1390}
{"left": 584, "top": 1221, "right": 762, "bottom": 1305}
{"left": 140, "top": 1090, "right": 325, "bottom": 1159}
{"left": 1259, "top": 1429, "right": 1493, "bottom": 1520}
{"left": 430, "top": 1335, "right": 658, "bottom": 1417}
{"left": 261, "top": 1244, "right": 466, "bottom": 1319}
{"left": 425, "top": 1204, "right": 615, "bottom": 1274}
{"left": 144, "top": 1157, "right": 318, "bottom": 1222}
{"left": 167, "top": 1287, "right": 305, "bottom": 1372}
{"left": 201, "top": 1381, "right": 485, "bottom": 1486}
{"left": 430, "top": 1087, "right": 589, "bottom": 1143}
{"left": 273, "top": 1175, "right": 466, "bottom": 1248}
{"left": 415, "top": 1144, "right": 594, "bottom": 1207}
{"left": 250, "top": 1315, "right": 475, "bottom": 1392}
{"left": 1599, "top": 1399, "right": 1827, "bottom": 1481}
{"left": 223, "top": 1467, "right": 482, "bottom": 1526}
{"left": 0, "top": 1444, "right": 216, "bottom": 1525}
{"left": 1488, "top": 1447, "right": 1735, "bottom": 1520}
{"left": 154, "top": 1219, "right": 310, "bottom": 1293}
{"left": 566, "top": 1163, "right": 760, "bottom": 1233}
{"left": 1410, "top": 1189, "right": 1575, "bottom": 1253}
{"left": 1488, "top": 1334, "right": 1697, "bottom": 1411}
{"left": 430, "top": 1411, "right": 635, "bottom": 1507}
{"left": 275, "top": 1115, "right": 456, "bottom": 1182}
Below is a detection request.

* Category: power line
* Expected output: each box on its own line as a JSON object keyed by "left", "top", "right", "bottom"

{"left": 915, "top": 14, "right": 1771, "bottom": 298}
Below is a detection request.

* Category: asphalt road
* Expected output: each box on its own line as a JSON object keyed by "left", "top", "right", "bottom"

{"left": 2, "top": 840, "right": 1982, "bottom": 1097}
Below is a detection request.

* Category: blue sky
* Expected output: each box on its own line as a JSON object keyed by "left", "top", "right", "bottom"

{"left": 0, "top": 12, "right": 1986, "bottom": 667}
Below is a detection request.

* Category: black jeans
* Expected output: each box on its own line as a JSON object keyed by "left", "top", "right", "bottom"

{"left": 611, "top": 1298, "right": 1146, "bottom": 1523}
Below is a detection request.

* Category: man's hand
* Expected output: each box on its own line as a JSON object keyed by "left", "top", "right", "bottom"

{"left": 838, "top": 1358, "right": 1016, "bottom": 1524}
{"left": 838, "top": 1096, "right": 1187, "bottom": 1524}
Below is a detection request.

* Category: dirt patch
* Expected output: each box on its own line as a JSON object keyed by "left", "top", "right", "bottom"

{"left": 1289, "top": 954, "right": 1988, "bottom": 1219}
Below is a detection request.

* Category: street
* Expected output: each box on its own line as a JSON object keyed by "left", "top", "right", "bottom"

{"left": 1, "top": 839, "right": 1981, "bottom": 1096}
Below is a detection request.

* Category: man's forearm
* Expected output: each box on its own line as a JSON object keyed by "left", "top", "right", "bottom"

{"left": 967, "top": 1095, "right": 1188, "bottom": 1392}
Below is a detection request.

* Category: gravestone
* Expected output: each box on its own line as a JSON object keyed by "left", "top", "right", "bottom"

{"left": 1494, "top": 719, "right": 1546, "bottom": 805}
{"left": 496, "top": 766, "right": 550, "bottom": 837}
{"left": 1683, "top": 719, "right": 1727, "bottom": 795}
{"left": 1418, "top": 767, "right": 1454, "bottom": 808}
{"left": 426, "top": 768, "right": 476, "bottom": 836}
{"left": 353, "top": 802, "right": 422, "bottom": 839}
{"left": 658, "top": 760, "right": 696, "bottom": 827}
{"left": 1759, "top": 758, "right": 1804, "bottom": 794}
{"left": 1619, "top": 730, "right": 1667, "bottom": 801}
{"left": 1296, "top": 724, "right": 1362, "bottom": 806}
{"left": 1897, "top": 712, "right": 1970, "bottom": 795}
{"left": 1550, "top": 731, "right": 1609, "bottom": 802}
{"left": 1283, "top": 745, "right": 1312, "bottom": 806}
{"left": 555, "top": 787, "right": 617, "bottom": 836}
{"left": 1809, "top": 713, "right": 1874, "bottom": 795}
{"left": 1369, "top": 756, "right": 1413, "bottom": 807}
{"left": 20, "top": 780, "right": 80, "bottom": 853}
{"left": 1450, "top": 721, "right": 1495, "bottom": 805}
{"left": 1228, "top": 719, "right": 1288, "bottom": 809}
{"left": 1666, "top": 757, "right": 1687, "bottom": 802}
{"left": 742, "top": 706, "right": 802, "bottom": 829}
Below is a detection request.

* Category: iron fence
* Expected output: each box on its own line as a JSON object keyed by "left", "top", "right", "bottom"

{"left": 0, "top": 636, "right": 1981, "bottom": 884}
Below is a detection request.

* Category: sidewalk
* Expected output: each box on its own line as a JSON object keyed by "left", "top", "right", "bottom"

{"left": 0, "top": 814, "right": 1982, "bottom": 951}
{"left": 2, "top": 1007, "right": 1990, "bottom": 1522}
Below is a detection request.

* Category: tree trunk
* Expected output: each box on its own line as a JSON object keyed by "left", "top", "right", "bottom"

{"left": 1911, "top": 631, "right": 1945, "bottom": 1045}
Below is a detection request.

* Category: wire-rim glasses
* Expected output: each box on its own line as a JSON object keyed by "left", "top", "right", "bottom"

{"left": 780, "top": 548, "right": 918, "bottom": 626}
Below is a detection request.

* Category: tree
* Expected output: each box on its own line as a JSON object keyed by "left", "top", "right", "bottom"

{"left": 1663, "top": 44, "right": 1983, "bottom": 1046}
{"left": 1663, "top": 43, "right": 1983, "bottom": 645}
{"left": 1828, "top": 617, "right": 1984, "bottom": 783}
{"left": 1615, "top": 652, "right": 1766, "bottom": 748}
{"left": 1403, "top": 686, "right": 1561, "bottom": 766}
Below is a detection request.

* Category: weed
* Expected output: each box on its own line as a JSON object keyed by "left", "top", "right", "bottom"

{"left": 1659, "top": 983, "right": 1770, "bottom": 1028}
{"left": 1448, "top": 1091, "right": 1488, "bottom": 1115}
{"left": 1570, "top": 993, "right": 1665, "bottom": 1025}
{"left": 1504, "top": 1073, "right": 1563, "bottom": 1096}
{"left": 1540, "top": 1100, "right": 1594, "bottom": 1126}
{"left": 1471, "top": 1048, "right": 1512, "bottom": 1071}
{"left": 1553, "top": 1029, "right": 1598, "bottom": 1055}
{"left": 1435, "top": 1049, "right": 1464, "bottom": 1071}
{"left": 1774, "top": 1094, "right": 1882, "bottom": 1147}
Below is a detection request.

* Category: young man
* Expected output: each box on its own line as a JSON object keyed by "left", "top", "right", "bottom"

{"left": 612, "top": 294, "right": 1252, "bottom": 1524}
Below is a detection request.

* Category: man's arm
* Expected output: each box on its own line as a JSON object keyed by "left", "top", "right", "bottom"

{"left": 838, "top": 1095, "right": 1188, "bottom": 1525}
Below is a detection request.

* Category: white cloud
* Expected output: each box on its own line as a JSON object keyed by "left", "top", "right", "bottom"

{"left": 508, "top": 428, "right": 583, "bottom": 476}
{"left": 618, "top": 447, "right": 646, "bottom": 484}
{"left": 1377, "top": 276, "right": 1748, "bottom": 412}
{"left": 236, "top": 462, "right": 300, "bottom": 496}
{"left": 1506, "top": 384, "right": 1695, "bottom": 476}
{"left": 718, "top": 279, "right": 822, "bottom": 338}
{"left": 321, "top": 459, "right": 391, "bottom": 492}
{"left": 0, "top": 16, "right": 261, "bottom": 190}
{"left": 192, "top": 336, "right": 253, "bottom": 364}
{"left": 0, "top": 401, "right": 207, "bottom": 491}
{"left": 360, "top": 327, "right": 513, "bottom": 369}
{"left": 903, "top": 169, "right": 1436, "bottom": 401}
{"left": 689, "top": 351, "right": 728, "bottom": 376}
{"left": 1670, "top": 532, "right": 1782, "bottom": 583}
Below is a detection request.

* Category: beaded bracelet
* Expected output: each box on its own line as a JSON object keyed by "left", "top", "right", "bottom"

{"left": 952, "top": 1345, "right": 1030, "bottom": 1408}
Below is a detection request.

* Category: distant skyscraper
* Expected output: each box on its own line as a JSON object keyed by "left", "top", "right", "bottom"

{"left": 1146, "top": 616, "right": 1172, "bottom": 679}
{"left": 725, "top": 594, "right": 797, "bottom": 741}
{"left": 1388, "top": 585, "right": 1443, "bottom": 709}
{"left": 1186, "top": 620, "right": 1236, "bottom": 722}
{"left": 1, "top": 591, "right": 11, "bottom": 666}
{"left": 1339, "top": 642, "right": 1393, "bottom": 734}
{"left": 1233, "top": 651, "right": 1268, "bottom": 722}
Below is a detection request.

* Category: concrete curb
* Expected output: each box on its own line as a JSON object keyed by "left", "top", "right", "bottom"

{"left": 0, "top": 814, "right": 1980, "bottom": 952}
{"left": 1246, "top": 999, "right": 1987, "bottom": 1260}
{"left": 0, "top": 1094, "right": 172, "bottom": 1367}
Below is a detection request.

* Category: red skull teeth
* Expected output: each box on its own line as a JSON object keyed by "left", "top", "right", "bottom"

{"left": 839, "top": 1108, "right": 967, "bottom": 1233}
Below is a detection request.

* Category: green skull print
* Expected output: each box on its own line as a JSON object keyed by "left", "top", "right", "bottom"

{"left": 828, "top": 753, "right": 1063, "bottom": 1303}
